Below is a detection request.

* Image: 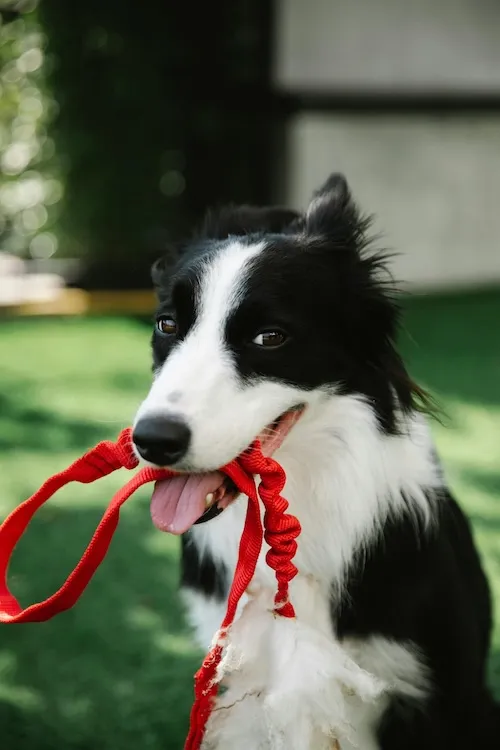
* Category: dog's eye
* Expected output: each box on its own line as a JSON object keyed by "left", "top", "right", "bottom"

{"left": 252, "top": 330, "right": 288, "bottom": 348}
{"left": 156, "top": 316, "right": 177, "bottom": 336}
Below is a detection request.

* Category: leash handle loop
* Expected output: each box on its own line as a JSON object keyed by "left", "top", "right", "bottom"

{"left": 0, "top": 428, "right": 170, "bottom": 623}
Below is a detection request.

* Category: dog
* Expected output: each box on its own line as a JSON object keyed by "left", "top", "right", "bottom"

{"left": 132, "top": 173, "right": 499, "bottom": 748}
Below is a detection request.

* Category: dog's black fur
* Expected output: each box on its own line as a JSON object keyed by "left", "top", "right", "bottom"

{"left": 149, "top": 174, "right": 499, "bottom": 748}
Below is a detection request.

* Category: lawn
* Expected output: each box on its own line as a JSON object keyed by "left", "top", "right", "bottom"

{"left": 0, "top": 291, "right": 499, "bottom": 749}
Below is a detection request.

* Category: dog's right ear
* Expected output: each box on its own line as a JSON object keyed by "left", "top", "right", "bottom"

{"left": 150, "top": 243, "right": 184, "bottom": 300}
{"left": 305, "top": 173, "right": 355, "bottom": 234}
{"left": 151, "top": 256, "right": 167, "bottom": 290}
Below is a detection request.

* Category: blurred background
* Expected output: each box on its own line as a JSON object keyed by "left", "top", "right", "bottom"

{"left": 0, "top": 0, "right": 499, "bottom": 748}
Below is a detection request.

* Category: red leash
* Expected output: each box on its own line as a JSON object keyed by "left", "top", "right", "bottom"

{"left": 0, "top": 427, "right": 301, "bottom": 748}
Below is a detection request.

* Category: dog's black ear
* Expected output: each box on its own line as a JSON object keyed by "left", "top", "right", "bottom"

{"left": 200, "top": 204, "right": 300, "bottom": 239}
{"left": 151, "top": 242, "right": 184, "bottom": 299}
{"left": 305, "top": 173, "right": 356, "bottom": 234}
{"left": 151, "top": 256, "right": 167, "bottom": 289}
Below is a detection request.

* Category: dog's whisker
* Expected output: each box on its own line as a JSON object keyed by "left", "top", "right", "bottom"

{"left": 260, "top": 427, "right": 281, "bottom": 439}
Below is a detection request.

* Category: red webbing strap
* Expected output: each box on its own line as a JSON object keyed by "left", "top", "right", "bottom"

{"left": 184, "top": 463, "right": 263, "bottom": 750}
{"left": 0, "top": 428, "right": 172, "bottom": 623}
{"left": 184, "top": 450, "right": 301, "bottom": 750}
{"left": 0, "top": 428, "right": 302, "bottom": 750}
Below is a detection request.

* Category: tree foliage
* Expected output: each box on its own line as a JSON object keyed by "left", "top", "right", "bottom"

{"left": 0, "top": 0, "right": 60, "bottom": 260}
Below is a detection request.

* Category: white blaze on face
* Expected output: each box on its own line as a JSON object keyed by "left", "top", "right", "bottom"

{"left": 135, "top": 240, "right": 301, "bottom": 470}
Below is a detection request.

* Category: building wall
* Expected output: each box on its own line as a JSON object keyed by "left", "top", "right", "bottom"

{"left": 274, "top": 0, "right": 500, "bottom": 290}
{"left": 284, "top": 114, "right": 500, "bottom": 291}
{"left": 274, "top": 0, "right": 500, "bottom": 94}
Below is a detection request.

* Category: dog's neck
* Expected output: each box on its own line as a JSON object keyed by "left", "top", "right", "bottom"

{"left": 276, "top": 394, "right": 439, "bottom": 583}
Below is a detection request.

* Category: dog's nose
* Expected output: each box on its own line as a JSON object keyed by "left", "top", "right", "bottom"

{"left": 133, "top": 415, "right": 191, "bottom": 466}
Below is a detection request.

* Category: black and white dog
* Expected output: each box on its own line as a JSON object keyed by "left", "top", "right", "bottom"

{"left": 133, "top": 174, "right": 499, "bottom": 749}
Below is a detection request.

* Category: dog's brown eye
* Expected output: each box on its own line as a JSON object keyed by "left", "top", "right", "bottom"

{"left": 157, "top": 317, "right": 177, "bottom": 336}
{"left": 252, "top": 330, "right": 287, "bottom": 348}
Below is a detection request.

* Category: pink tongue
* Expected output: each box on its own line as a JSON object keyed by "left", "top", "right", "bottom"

{"left": 150, "top": 472, "right": 225, "bottom": 535}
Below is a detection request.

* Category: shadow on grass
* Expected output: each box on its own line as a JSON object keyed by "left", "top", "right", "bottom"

{"left": 0, "top": 498, "right": 200, "bottom": 750}
{"left": 462, "top": 467, "right": 500, "bottom": 498}
{"left": 0, "top": 391, "right": 107, "bottom": 453}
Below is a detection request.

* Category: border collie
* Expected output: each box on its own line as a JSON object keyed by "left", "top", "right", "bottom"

{"left": 132, "top": 174, "right": 499, "bottom": 749}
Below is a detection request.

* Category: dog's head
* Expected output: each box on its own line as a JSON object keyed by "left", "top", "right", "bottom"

{"left": 133, "top": 174, "right": 422, "bottom": 531}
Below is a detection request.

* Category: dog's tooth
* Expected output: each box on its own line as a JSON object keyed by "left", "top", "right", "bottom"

{"left": 205, "top": 493, "right": 214, "bottom": 507}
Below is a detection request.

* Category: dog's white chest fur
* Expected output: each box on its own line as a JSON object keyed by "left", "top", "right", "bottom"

{"left": 181, "top": 398, "right": 435, "bottom": 748}
{"left": 183, "top": 578, "right": 426, "bottom": 750}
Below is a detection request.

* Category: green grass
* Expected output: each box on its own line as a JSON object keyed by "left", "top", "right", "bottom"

{"left": 0, "top": 293, "right": 499, "bottom": 749}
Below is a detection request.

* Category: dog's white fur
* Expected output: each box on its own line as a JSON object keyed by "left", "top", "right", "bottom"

{"left": 135, "top": 241, "right": 439, "bottom": 748}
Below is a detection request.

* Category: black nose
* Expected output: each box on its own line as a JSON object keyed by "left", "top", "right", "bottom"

{"left": 133, "top": 415, "right": 191, "bottom": 466}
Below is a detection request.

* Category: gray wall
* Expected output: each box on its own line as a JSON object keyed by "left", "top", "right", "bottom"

{"left": 285, "top": 114, "right": 500, "bottom": 291}
{"left": 274, "top": 0, "right": 500, "bottom": 290}
{"left": 275, "top": 0, "right": 500, "bottom": 95}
